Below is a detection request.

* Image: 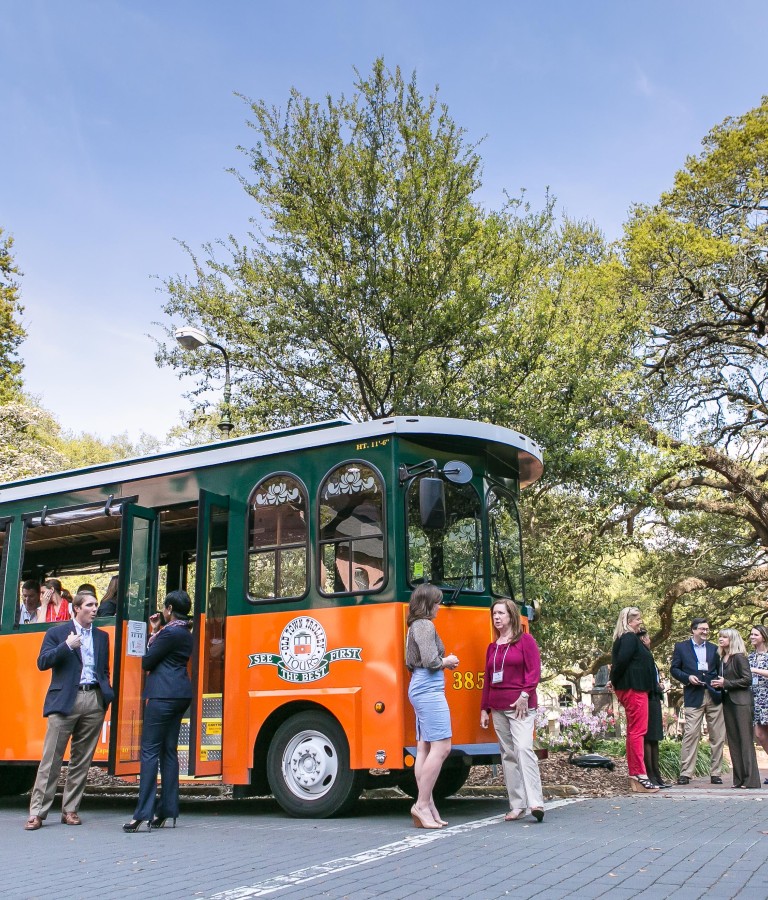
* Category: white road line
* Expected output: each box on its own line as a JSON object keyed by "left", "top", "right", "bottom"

{"left": 207, "top": 800, "right": 582, "bottom": 899}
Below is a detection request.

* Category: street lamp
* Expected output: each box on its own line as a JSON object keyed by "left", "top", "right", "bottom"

{"left": 174, "top": 327, "right": 233, "bottom": 439}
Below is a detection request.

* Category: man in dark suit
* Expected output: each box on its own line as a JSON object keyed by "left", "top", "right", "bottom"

{"left": 25, "top": 592, "right": 114, "bottom": 830}
{"left": 670, "top": 617, "right": 726, "bottom": 785}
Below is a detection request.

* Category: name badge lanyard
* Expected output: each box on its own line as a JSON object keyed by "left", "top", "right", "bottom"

{"left": 492, "top": 642, "right": 511, "bottom": 684}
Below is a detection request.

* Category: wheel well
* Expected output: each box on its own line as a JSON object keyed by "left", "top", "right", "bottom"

{"left": 251, "top": 701, "right": 342, "bottom": 794}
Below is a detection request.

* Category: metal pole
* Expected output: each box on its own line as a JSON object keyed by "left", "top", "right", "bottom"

{"left": 209, "top": 341, "right": 233, "bottom": 439}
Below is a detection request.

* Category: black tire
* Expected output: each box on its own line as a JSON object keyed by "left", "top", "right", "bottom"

{"left": 396, "top": 760, "right": 471, "bottom": 801}
{"left": 266, "top": 711, "right": 365, "bottom": 818}
{"left": 0, "top": 765, "right": 36, "bottom": 797}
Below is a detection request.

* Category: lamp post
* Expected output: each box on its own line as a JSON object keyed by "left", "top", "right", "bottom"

{"left": 174, "top": 327, "right": 233, "bottom": 438}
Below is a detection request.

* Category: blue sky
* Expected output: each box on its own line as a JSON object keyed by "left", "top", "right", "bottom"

{"left": 2, "top": 1, "right": 766, "bottom": 441}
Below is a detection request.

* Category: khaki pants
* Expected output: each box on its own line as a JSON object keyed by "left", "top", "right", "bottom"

{"left": 492, "top": 708, "right": 544, "bottom": 811}
{"left": 29, "top": 689, "right": 106, "bottom": 819}
{"left": 680, "top": 692, "right": 725, "bottom": 778}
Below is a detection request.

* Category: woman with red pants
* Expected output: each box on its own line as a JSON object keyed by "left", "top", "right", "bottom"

{"left": 610, "top": 607, "right": 659, "bottom": 793}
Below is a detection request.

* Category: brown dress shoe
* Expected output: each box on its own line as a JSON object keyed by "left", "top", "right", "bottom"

{"left": 61, "top": 811, "right": 82, "bottom": 826}
{"left": 25, "top": 816, "right": 43, "bottom": 831}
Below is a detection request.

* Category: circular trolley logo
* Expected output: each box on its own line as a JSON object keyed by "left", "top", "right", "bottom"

{"left": 248, "top": 616, "right": 362, "bottom": 683}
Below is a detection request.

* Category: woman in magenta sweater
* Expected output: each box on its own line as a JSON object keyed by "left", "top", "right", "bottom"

{"left": 480, "top": 599, "right": 544, "bottom": 822}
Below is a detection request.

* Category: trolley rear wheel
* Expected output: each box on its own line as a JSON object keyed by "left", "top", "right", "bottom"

{"left": 266, "top": 711, "right": 365, "bottom": 818}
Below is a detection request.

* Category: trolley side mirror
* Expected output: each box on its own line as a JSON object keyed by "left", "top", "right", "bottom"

{"left": 419, "top": 477, "right": 446, "bottom": 530}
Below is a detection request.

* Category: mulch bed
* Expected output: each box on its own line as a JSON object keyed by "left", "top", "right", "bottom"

{"left": 468, "top": 752, "right": 631, "bottom": 798}
{"left": 72, "top": 751, "right": 632, "bottom": 800}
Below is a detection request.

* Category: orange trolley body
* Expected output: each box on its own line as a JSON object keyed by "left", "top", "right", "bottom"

{"left": 0, "top": 416, "right": 542, "bottom": 816}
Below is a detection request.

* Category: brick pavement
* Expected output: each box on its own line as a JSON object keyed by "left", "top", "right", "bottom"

{"left": 2, "top": 788, "right": 768, "bottom": 899}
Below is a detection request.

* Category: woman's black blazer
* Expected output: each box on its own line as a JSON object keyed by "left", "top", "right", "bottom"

{"left": 611, "top": 632, "right": 656, "bottom": 692}
{"left": 142, "top": 624, "right": 194, "bottom": 700}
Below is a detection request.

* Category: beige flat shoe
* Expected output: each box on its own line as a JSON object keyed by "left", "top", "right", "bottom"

{"left": 504, "top": 809, "right": 525, "bottom": 821}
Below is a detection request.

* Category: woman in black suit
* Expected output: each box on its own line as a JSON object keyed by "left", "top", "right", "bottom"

{"left": 123, "top": 590, "right": 194, "bottom": 831}
{"left": 711, "top": 628, "right": 761, "bottom": 789}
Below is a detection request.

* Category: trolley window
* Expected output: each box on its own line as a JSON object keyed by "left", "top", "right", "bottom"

{"left": 0, "top": 517, "right": 10, "bottom": 626}
{"left": 17, "top": 499, "right": 128, "bottom": 626}
{"left": 248, "top": 474, "right": 308, "bottom": 602}
{"left": 407, "top": 476, "right": 484, "bottom": 591}
{"left": 488, "top": 486, "right": 525, "bottom": 602}
{"left": 319, "top": 462, "right": 385, "bottom": 596}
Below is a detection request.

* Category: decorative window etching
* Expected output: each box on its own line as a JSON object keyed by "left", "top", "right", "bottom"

{"left": 323, "top": 467, "right": 378, "bottom": 499}
{"left": 255, "top": 481, "right": 300, "bottom": 507}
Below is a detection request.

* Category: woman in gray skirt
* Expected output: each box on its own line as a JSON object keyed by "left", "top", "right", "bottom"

{"left": 405, "top": 584, "right": 459, "bottom": 829}
{"left": 711, "top": 629, "right": 761, "bottom": 788}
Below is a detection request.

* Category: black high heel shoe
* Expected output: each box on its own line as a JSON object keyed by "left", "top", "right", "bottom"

{"left": 122, "top": 819, "right": 150, "bottom": 833}
{"left": 151, "top": 816, "right": 177, "bottom": 829}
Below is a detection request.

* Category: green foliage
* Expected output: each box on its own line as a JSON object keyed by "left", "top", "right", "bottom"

{"left": 0, "top": 400, "right": 67, "bottom": 482}
{"left": 0, "top": 396, "right": 162, "bottom": 485}
{"left": 592, "top": 738, "right": 625, "bottom": 757}
{"left": 657, "top": 740, "right": 717, "bottom": 782}
{"left": 593, "top": 739, "right": 721, "bottom": 781}
{"left": 615, "top": 96, "right": 768, "bottom": 645}
{"left": 159, "top": 59, "right": 505, "bottom": 426}
{"left": 158, "top": 66, "right": 768, "bottom": 678}
{"left": 54, "top": 430, "right": 162, "bottom": 470}
{"left": 0, "top": 228, "right": 26, "bottom": 402}
{"left": 158, "top": 61, "right": 649, "bottom": 681}
{"left": 159, "top": 61, "right": 641, "bottom": 444}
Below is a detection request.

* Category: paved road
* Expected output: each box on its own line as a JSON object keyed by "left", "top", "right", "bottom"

{"left": 2, "top": 788, "right": 768, "bottom": 899}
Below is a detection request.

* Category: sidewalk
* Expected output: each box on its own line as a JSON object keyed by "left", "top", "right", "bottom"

{"left": 3, "top": 788, "right": 768, "bottom": 899}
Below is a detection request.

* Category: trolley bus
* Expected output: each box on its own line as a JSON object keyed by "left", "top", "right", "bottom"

{"left": 0, "top": 416, "right": 542, "bottom": 817}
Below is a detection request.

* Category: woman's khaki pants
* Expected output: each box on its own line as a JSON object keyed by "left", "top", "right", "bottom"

{"left": 492, "top": 708, "right": 544, "bottom": 811}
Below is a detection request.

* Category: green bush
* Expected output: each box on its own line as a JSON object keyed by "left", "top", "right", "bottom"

{"left": 593, "top": 738, "right": 725, "bottom": 780}
{"left": 592, "top": 738, "right": 625, "bottom": 758}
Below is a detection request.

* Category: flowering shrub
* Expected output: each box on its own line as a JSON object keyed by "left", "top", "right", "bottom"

{"left": 536, "top": 703, "right": 615, "bottom": 753}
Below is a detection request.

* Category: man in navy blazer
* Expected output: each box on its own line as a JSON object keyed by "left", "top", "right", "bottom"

{"left": 25, "top": 592, "right": 114, "bottom": 831}
{"left": 670, "top": 617, "right": 725, "bottom": 785}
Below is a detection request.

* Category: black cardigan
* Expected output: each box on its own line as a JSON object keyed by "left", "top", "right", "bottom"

{"left": 611, "top": 632, "right": 656, "bottom": 692}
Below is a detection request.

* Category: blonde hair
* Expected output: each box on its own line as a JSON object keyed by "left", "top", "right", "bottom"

{"left": 613, "top": 606, "right": 642, "bottom": 642}
{"left": 718, "top": 628, "right": 747, "bottom": 658}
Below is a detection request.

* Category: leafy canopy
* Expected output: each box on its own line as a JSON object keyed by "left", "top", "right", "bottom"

{"left": 0, "top": 228, "right": 26, "bottom": 403}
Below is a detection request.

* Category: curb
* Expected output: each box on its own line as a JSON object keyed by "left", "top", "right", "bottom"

{"left": 65, "top": 782, "right": 585, "bottom": 800}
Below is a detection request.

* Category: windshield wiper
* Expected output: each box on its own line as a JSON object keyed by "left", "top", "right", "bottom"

{"left": 491, "top": 519, "right": 516, "bottom": 602}
{"left": 443, "top": 575, "right": 467, "bottom": 606}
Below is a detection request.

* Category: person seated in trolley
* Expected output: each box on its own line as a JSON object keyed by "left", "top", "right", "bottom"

{"left": 39, "top": 579, "right": 71, "bottom": 623}
{"left": 19, "top": 580, "right": 42, "bottom": 625}
{"left": 96, "top": 575, "right": 118, "bottom": 617}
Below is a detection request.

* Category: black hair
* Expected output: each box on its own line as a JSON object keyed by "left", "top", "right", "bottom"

{"left": 21, "top": 579, "right": 40, "bottom": 592}
{"left": 690, "top": 617, "right": 709, "bottom": 632}
{"left": 164, "top": 590, "right": 192, "bottom": 618}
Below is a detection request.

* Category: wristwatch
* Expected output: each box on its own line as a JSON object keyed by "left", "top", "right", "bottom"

{"left": 519, "top": 691, "right": 529, "bottom": 700}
